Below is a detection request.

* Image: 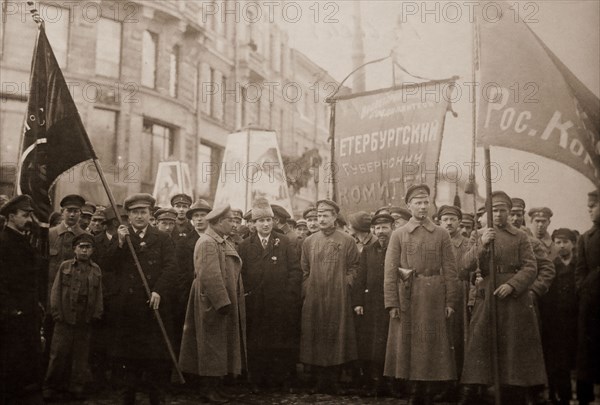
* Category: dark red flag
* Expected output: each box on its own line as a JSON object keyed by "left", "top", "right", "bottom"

{"left": 17, "top": 26, "right": 96, "bottom": 224}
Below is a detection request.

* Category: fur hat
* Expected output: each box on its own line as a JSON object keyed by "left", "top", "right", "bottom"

{"left": 252, "top": 198, "right": 274, "bottom": 220}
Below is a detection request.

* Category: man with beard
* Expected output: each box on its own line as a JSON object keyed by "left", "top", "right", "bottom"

{"left": 384, "top": 185, "right": 458, "bottom": 405}
{"left": 460, "top": 191, "right": 546, "bottom": 404}
{"left": 352, "top": 213, "right": 395, "bottom": 397}
{"left": 528, "top": 207, "right": 559, "bottom": 260}
{"left": 0, "top": 195, "right": 45, "bottom": 405}
{"left": 174, "top": 199, "right": 212, "bottom": 353}
{"left": 239, "top": 198, "right": 302, "bottom": 392}
{"left": 436, "top": 205, "right": 470, "bottom": 402}
{"left": 109, "top": 193, "right": 179, "bottom": 405}
{"left": 539, "top": 228, "right": 578, "bottom": 405}
{"left": 300, "top": 200, "right": 360, "bottom": 395}
{"left": 170, "top": 194, "right": 194, "bottom": 244}
{"left": 303, "top": 206, "right": 320, "bottom": 235}
{"left": 575, "top": 190, "right": 600, "bottom": 405}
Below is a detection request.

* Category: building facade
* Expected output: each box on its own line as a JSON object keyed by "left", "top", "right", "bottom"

{"left": 0, "top": 0, "right": 337, "bottom": 216}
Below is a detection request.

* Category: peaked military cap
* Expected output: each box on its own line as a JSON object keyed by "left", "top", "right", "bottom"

{"left": 60, "top": 194, "right": 86, "bottom": 208}
{"left": 155, "top": 207, "right": 177, "bottom": 221}
{"left": 528, "top": 207, "right": 553, "bottom": 219}
{"left": 0, "top": 194, "right": 34, "bottom": 216}
{"left": 124, "top": 193, "right": 156, "bottom": 211}
{"left": 438, "top": 205, "right": 462, "bottom": 220}
{"left": 170, "top": 193, "right": 192, "bottom": 207}
{"left": 404, "top": 184, "right": 430, "bottom": 204}
{"left": 72, "top": 233, "right": 95, "bottom": 248}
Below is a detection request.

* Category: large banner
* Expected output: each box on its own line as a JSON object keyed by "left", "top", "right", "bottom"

{"left": 477, "top": 0, "right": 600, "bottom": 187}
{"left": 333, "top": 80, "right": 454, "bottom": 212}
{"left": 213, "top": 129, "right": 293, "bottom": 214}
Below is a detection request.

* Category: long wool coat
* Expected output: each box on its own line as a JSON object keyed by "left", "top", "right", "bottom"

{"left": 178, "top": 227, "right": 247, "bottom": 377}
{"left": 576, "top": 222, "right": 600, "bottom": 383}
{"left": 0, "top": 226, "right": 44, "bottom": 399}
{"left": 299, "top": 228, "right": 360, "bottom": 367}
{"left": 107, "top": 225, "right": 178, "bottom": 360}
{"left": 352, "top": 239, "right": 389, "bottom": 365}
{"left": 239, "top": 232, "right": 302, "bottom": 354}
{"left": 383, "top": 217, "right": 458, "bottom": 381}
{"left": 461, "top": 223, "right": 547, "bottom": 387}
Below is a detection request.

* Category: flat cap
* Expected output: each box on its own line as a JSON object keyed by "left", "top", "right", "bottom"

{"left": 186, "top": 199, "right": 212, "bottom": 219}
{"left": 206, "top": 204, "right": 231, "bottom": 222}
{"left": 588, "top": 189, "right": 599, "bottom": 204}
{"left": 371, "top": 213, "right": 395, "bottom": 225}
{"left": 170, "top": 193, "right": 192, "bottom": 207}
{"left": 155, "top": 207, "right": 177, "bottom": 222}
{"left": 0, "top": 194, "right": 34, "bottom": 216}
{"left": 461, "top": 212, "right": 475, "bottom": 225}
{"left": 91, "top": 210, "right": 106, "bottom": 221}
{"left": 60, "top": 194, "right": 86, "bottom": 208}
{"left": 231, "top": 208, "right": 243, "bottom": 220}
{"left": 405, "top": 184, "right": 430, "bottom": 204}
{"left": 296, "top": 219, "right": 308, "bottom": 228}
{"left": 488, "top": 191, "right": 512, "bottom": 209}
{"left": 72, "top": 233, "right": 95, "bottom": 248}
{"left": 271, "top": 204, "right": 291, "bottom": 220}
{"left": 551, "top": 228, "right": 576, "bottom": 242}
{"left": 103, "top": 205, "right": 127, "bottom": 222}
{"left": 477, "top": 205, "right": 486, "bottom": 216}
{"left": 124, "top": 193, "right": 156, "bottom": 211}
{"left": 438, "top": 205, "right": 462, "bottom": 220}
{"left": 374, "top": 206, "right": 391, "bottom": 216}
{"left": 81, "top": 202, "right": 97, "bottom": 216}
{"left": 390, "top": 206, "right": 412, "bottom": 221}
{"left": 317, "top": 199, "right": 339, "bottom": 214}
{"left": 303, "top": 206, "right": 317, "bottom": 219}
{"left": 528, "top": 207, "right": 553, "bottom": 219}
{"left": 349, "top": 211, "right": 372, "bottom": 232}
{"left": 287, "top": 218, "right": 297, "bottom": 227}
{"left": 510, "top": 198, "right": 526, "bottom": 211}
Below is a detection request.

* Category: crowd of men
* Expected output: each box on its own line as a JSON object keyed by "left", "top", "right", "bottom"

{"left": 0, "top": 185, "right": 598, "bottom": 405}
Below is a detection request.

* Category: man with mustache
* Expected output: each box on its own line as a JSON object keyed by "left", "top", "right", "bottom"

{"left": 0, "top": 195, "right": 45, "bottom": 404}
{"left": 384, "top": 185, "right": 458, "bottom": 405}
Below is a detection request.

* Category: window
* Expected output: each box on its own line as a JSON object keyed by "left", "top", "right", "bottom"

{"left": 0, "top": 99, "right": 26, "bottom": 166}
{"left": 88, "top": 108, "right": 118, "bottom": 168}
{"left": 200, "top": 63, "right": 212, "bottom": 115}
{"left": 142, "top": 120, "right": 175, "bottom": 182}
{"left": 211, "top": 69, "right": 223, "bottom": 121}
{"left": 142, "top": 31, "right": 158, "bottom": 88}
{"left": 43, "top": 4, "right": 69, "bottom": 68}
{"left": 169, "top": 45, "right": 179, "bottom": 97}
{"left": 95, "top": 18, "right": 122, "bottom": 77}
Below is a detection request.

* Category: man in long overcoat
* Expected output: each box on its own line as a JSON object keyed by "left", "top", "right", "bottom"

{"left": 178, "top": 205, "right": 246, "bottom": 404}
{"left": 0, "top": 195, "right": 44, "bottom": 405}
{"left": 300, "top": 199, "right": 360, "bottom": 394}
{"left": 575, "top": 189, "right": 600, "bottom": 405}
{"left": 239, "top": 198, "right": 302, "bottom": 391}
{"left": 383, "top": 184, "right": 458, "bottom": 404}
{"left": 352, "top": 213, "right": 395, "bottom": 396}
{"left": 108, "top": 193, "right": 179, "bottom": 405}
{"left": 460, "top": 191, "right": 546, "bottom": 404}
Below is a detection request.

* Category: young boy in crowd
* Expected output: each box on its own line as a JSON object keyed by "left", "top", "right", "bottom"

{"left": 43, "top": 233, "right": 103, "bottom": 401}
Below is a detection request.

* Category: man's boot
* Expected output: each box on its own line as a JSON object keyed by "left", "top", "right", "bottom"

{"left": 204, "top": 377, "right": 228, "bottom": 404}
{"left": 458, "top": 384, "right": 480, "bottom": 405}
{"left": 121, "top": 389, "right": 136, "bottom": 405}
{"left": 408, "top": 381, "right": 425, "bottom": 405}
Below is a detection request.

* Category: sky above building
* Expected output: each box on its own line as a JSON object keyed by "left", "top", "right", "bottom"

{"left": 284, "top": 0, "right": 600, "bottom": 231}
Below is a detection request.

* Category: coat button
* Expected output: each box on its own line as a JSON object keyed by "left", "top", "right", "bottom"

{"left": 146, "top": 274, "right": 152, "bottom": 280}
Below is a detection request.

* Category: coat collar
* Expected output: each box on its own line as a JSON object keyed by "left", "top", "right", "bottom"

{"left": 406, "top": 217, "right": 436, "bottom": 233}
{"left": 495, "top": 222, "right": 518, "bottom": 235}
{"left": 538, "top": 232, "right": 553, "bottom": 247}
{"left": 451, "top": 232, "right": 465, "bottom": 248}
{"left": 55, "top": 221, "right": 85, "bottom": 236}
{"left": 206, "top": 226, "right": 225, "bottom": 244}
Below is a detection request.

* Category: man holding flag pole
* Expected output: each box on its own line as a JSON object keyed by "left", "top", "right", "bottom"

{"left": 13, "top": 6, "right": 185, "bottom": 404}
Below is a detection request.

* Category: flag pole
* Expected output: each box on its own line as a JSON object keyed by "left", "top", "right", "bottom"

{"left": 469, "top": 12, "right": 501, "bottom": 404}
{"left": 91, "top": 157, "right": 185, "bottom": 384}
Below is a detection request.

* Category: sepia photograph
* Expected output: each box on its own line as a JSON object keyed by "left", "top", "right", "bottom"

{"left": 0, "top": 1, "right": 599, "bottom": 404}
